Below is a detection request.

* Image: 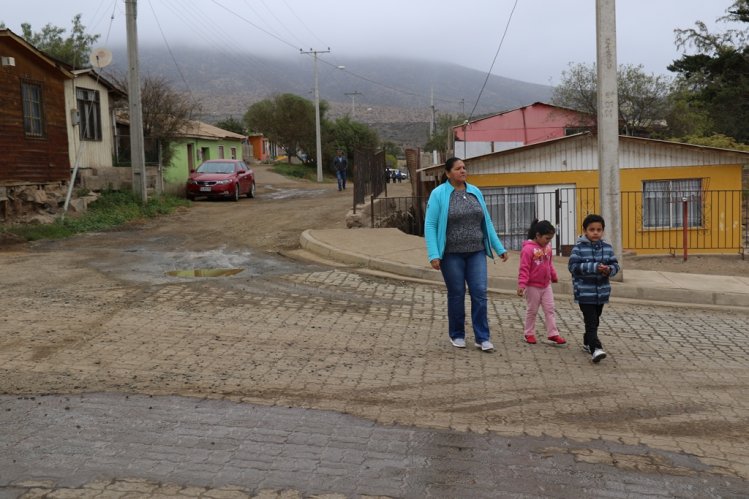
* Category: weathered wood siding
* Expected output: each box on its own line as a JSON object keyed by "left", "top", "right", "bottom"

{"left": 0, "top": 34, "right": 71, "bottom": 184}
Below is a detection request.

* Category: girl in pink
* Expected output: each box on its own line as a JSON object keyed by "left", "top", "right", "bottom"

{"left": 517, "top": 219, "right": 566, "bottom": 345}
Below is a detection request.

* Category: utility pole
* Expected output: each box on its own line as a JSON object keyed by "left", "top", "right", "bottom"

{"left": 596, "top": 0, "right": 623, "bottom": 278}
{"left": 429, "top": 87, "right": 436, "bottom": 138}
{"left": 125, "top": 0, "right": 147, "bottom": 204}
{"left": 344, "top": 91, "right": 362, "bottom": 117}
{"left": 300, "top": 48, "right": 330, "bottom": 183}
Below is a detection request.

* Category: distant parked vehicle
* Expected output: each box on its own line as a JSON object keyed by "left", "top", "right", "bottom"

{"left": 186, "top": 160, "right": 256, "bottom": 202}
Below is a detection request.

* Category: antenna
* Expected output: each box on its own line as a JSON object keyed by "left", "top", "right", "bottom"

{"left": 89, "top": 48, "right": 113, "bottom": 69}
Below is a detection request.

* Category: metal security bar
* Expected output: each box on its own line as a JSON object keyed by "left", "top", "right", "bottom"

{"left": 370, "top": 188, "right": 747, "bottom": 255}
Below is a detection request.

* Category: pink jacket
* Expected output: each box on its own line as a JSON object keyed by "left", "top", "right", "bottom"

{"left": 518, "top": 240, "right": 558, "bottom": 289}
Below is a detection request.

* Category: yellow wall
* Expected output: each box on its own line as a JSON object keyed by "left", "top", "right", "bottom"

{"left": 468, "top": 165, "right": 744, "bottom": 255}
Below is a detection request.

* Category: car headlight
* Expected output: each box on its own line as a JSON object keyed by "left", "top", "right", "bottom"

{"left": 187, "top": 179, "right": 198, "bottom": 185}
{"left": 216, "top": 179, "right": 232, "bottom": 184}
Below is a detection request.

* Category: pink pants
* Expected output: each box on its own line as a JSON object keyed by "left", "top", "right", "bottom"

{"left": 524, "top": 285, "right": 559, "bottom": 338}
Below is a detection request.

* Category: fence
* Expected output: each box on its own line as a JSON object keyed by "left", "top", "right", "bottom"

{"left": 369, "top": 188, "right": 748, "bottom": 255}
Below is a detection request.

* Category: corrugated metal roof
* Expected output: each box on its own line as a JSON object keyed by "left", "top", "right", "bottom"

{"left": 419, "top": 133, "right": 749, "bottom": 173}
{"left": 175, "top": 120, "right": 245, "bottom": 140}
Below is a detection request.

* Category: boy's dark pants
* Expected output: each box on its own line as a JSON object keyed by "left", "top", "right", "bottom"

{"left": 579, "top": 303, "right": 604, "bottom": 350}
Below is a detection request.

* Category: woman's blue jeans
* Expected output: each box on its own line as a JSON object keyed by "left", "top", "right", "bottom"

{"left": 440, "top": 250, "right": 490, "bottom": 343}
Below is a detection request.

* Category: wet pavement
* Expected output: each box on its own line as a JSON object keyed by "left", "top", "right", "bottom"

{"left": 3, "top": 393, "right": 747, "bottom": 498}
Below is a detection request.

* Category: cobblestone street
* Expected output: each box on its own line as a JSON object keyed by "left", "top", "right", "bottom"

{"left": 1, "top": 249, "right": 748, "bottom": 497}
{"left": 1, "top": 172, "right": 748, "bottom": 497}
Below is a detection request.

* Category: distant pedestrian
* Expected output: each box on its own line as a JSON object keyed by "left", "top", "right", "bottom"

{"left": 333, "top": 149, "right": 348, "bottom": 191}
{"left": 424, "top": 157, "right": 509, "bottom": 353}
{"left": 517, "top": 219, "right": 566, "bottom": 346}
{"left": 568, "top": 214, "right": 620, "bottom": 363}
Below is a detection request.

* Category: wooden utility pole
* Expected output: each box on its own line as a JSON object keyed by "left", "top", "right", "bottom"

{"left": 596, "top": 0, "right": 623, "bottom": 277}
{"left": 125, "top": 0, "right": 147, "bottom": 203}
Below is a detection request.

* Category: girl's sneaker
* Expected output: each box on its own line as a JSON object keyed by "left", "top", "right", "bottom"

{"left": 524, "top": 335, "right": 537, "bottom": 344}
{"left": 592, "top": 348, "right": 607, "bottom": 363}
{"left": 547, "top": 335, "right": 567, "bottom": 345}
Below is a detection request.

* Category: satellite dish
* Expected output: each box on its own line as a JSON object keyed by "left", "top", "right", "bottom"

{"left": 89, "top": 48, "right": 113, "bottom": 69}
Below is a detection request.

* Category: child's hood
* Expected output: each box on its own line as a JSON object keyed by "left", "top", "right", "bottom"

{"left": 522, "top": 239, "right": 541, "bottom": 250}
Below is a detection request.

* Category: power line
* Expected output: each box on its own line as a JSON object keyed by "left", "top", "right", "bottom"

{"left": 467, "top": 0, "right": 519, "bottom": 121}
{"left": 146, "top": 0, "right": 194, "bottom": 96}
{"left": 209, "top": 0, "right": 299, "bottom": 50}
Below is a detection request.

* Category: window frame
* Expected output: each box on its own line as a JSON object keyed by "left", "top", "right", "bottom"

{"left": 76, "top": 87, "right": 102, "bottom": 141}
{"left": 21, "top": 80, "right": 45, "bottom": 138}
{"left": 642, "top": 179, "right": 703, "bottom": 229}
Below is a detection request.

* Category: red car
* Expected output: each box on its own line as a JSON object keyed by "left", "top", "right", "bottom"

{"left": 186, "top": 160, "right": 256, "bottom": 201}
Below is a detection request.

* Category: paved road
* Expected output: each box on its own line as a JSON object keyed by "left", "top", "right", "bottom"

{"left": 1, "top": 184, "right": 748, "bottom": 497}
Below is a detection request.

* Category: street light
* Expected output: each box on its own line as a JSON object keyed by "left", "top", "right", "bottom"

{"left": 300, "top": 48, "right": 330, "bottom": 182}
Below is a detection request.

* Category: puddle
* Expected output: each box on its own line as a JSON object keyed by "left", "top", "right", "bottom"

{"left": 166, "top": 268, "right": 244, "bottom": 278}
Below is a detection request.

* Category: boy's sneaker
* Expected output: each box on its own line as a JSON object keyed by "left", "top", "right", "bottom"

{"left": 582, "top": 345, "right": 591, "bottom": 354}
{"left": 475, "top": 340, "right": 495, "bottom": 352}
{"left": 450, "top": 337, "right": 466, "bottom": 348}
{"left": 592, "top": 348, "right": 607, "bottom": 363}
{"left": 524, "top": 335, "right": 537, "bottom": 344}
{"left": 547, "top": 335, "right": 567, "bottom": 345}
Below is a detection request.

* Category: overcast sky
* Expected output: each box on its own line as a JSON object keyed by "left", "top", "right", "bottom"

{"left": 1, "top": 0, "right": 741, "bottom": 86}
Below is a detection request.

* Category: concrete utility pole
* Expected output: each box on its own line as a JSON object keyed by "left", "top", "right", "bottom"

{"left": 125, "top": 0, "right": 147, "bottom": 204}
{"left": 596, "top": 0, "right": 623, "bottom": 278}
{"left": 344, "top": 91, "right": 362, "bottom": 117}
{"left": 300, "top": 48, "right": 330, "bottom": 183}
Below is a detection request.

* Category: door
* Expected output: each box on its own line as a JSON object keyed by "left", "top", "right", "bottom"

{"left": 535, "top": 184, "right": 576, "bottom": 255}
{"left": 187, "top": 144, "right": 195, "bottom": 172}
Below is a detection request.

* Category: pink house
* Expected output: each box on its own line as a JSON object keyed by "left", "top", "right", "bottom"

{"left": 453, "top": 102, "right": 594, "bottom": 158}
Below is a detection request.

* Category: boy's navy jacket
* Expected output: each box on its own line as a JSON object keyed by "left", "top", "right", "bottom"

{"left": 567, "top": 235, "right": 620, "bottom": 304}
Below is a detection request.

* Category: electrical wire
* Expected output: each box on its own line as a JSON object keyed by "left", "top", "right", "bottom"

{"left": 146, "top": 0, "right": 194, "bottom": 96}
{"left": 466, "top": 0, "right": 519, "bottom": 121}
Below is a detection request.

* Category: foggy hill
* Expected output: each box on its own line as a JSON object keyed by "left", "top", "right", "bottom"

{"left": 106, "top": 45, "right": 554, "bottom": 148}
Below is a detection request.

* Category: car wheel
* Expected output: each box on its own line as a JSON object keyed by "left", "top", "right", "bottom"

{"left": 187, "top": 194, "right": 195, "bottom": 201}
{"left": 232, "top": 183, "right": 240, "bottom": 202}
{"left": 247, "top": 181, "right": 256, "bottom": 198}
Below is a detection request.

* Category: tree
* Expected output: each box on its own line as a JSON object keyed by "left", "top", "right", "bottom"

{"left": 668, "top": 0, "right": 749, "bottom": 143}
{"left": 551, "top": 62, "right": 672, "bottom": 136}
{"left": 110, "top": 73, "right": 201, "bottom": 168}
{"left": 325, "top": 115, "right": 379, "bottom": 170}
{"left": 2, "top": 14, "right": 100, "bottom": 68}
{"left": 214, "top": 116, "right": 245, "bottom": 135}
{"left": 425, "top": 113, "right": 467, "bottom": 156}
{"left": 244, "top": 94, "right": 323, "bottom": 164}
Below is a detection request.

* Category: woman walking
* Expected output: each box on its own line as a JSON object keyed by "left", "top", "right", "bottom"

{"left": 424, "top": 157, "right": 509, "bottom": 352}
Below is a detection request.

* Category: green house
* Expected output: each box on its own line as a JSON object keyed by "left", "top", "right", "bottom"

{"left": 166, "top": 120, "right": 247, "bottom": 192}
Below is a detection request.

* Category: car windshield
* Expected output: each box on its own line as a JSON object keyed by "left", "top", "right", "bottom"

{"left": 197, "top": 162, "right": 235, "bottom": 174}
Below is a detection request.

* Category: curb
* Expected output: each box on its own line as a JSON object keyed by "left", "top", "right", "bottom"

{"left": 299, "top": 229, "right": 749, "bottom": 310}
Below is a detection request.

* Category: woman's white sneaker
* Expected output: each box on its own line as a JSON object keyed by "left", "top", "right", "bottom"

{"left": 450, "top": 338, "right": 466, "bottom": 348}
{"left": 475, "top": 340, "right": 495, "bottom": 352}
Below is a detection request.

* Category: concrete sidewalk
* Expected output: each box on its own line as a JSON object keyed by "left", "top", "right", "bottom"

{"left": 301, "top": 227, "right": 749, "bottom": 308}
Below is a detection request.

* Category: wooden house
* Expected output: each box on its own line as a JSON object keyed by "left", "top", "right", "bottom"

{"left": 421, "top": 133, "right": 749, "bottom": 255}
{"left": 0, "top": 29, "right": 72, "bottom": 188}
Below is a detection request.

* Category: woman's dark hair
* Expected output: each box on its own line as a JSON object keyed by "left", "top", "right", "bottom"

{"left": 444, "top": 157, "right": 462, "bottom": 173}
{"left": 527, "top": 219, "right": 555, "bottom": 240}
{"left": 582, "top": 213, "right": 605, "bottom": 230}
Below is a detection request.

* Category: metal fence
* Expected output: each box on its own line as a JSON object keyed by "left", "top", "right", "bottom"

{"left": 370, "top": 188, "right": 748, "bottom": 255}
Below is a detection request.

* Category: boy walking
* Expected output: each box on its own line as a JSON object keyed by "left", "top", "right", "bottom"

{"left": 568, "top": 214, "right": 620, "bottom": 363}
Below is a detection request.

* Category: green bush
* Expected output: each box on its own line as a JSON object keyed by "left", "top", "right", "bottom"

{"left": 2, "top": 190, "right": 189, "bottom": 241}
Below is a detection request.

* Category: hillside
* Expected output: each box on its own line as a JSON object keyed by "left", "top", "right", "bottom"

{"left": 104, "top": 45, "right": 554, "bottom": 149}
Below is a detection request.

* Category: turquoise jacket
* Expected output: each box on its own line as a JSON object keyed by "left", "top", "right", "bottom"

{"left": 424, "top": 181, "right": 507, "bottom": 262}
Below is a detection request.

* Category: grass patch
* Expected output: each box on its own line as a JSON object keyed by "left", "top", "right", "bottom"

{"left": 271, "top": 162, "right": 334, "bottom": 182}
{"left": 2, "top": 190, "right": 189, "bottom": 241}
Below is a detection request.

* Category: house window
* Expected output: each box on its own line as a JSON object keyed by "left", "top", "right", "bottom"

{"left": 218, "top": 145, "right": 225, "bottom": 159}
{"left": 76, "top": 87, "right": 102, "bottom": 141}
{"left": 21, "top": 81, "right": 44, "bottom": 137}
{"left": 230, "top": 147, "right": 237, "bottom": 159}
{"left": 482, "top": 186, "right": 536, "bottom": 250}
{"left": 643, "top": 179, "right": 702, "bottom": 228}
